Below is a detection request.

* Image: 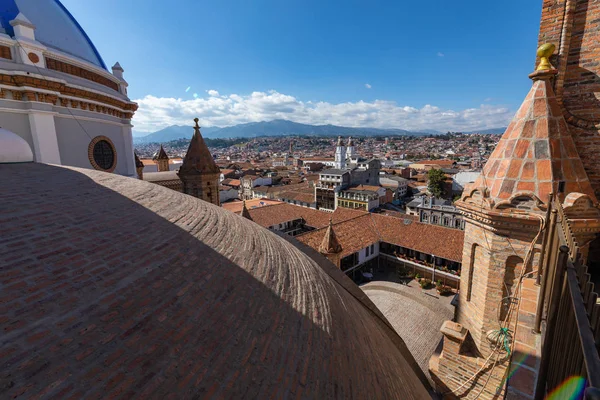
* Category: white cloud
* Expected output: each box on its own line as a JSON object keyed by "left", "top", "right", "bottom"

{"left": 132, "top": 89, "right": 514, "bottom": 133}
{"left": 484, "top": 97, "right": 493, "bottom": 102}
{"left": 365, "top": 83, "right": 372, "bottom": 89}
{"left": 437, "top": 52, "right": 445, "bottom": 57}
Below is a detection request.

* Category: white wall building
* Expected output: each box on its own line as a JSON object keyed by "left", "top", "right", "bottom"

{"left": 0, "top": 2, "right": 137, "bottom": 176}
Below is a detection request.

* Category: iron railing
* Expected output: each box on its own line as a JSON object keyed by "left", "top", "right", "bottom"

{"left": 535, "top": 198, "right": 600, "bottom": 399}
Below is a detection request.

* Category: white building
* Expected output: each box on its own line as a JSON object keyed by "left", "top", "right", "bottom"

{"left": 0, "top": 2, "right": 137, "bottom": 176}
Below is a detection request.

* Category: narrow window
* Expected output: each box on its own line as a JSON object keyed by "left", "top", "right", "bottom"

{"left": 467, "top": 244, "right": 478, "bottom": 302}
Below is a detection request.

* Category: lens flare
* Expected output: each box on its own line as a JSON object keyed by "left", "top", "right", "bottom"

{"left": 185, "top": 86, "right": 191, "bottom": 93}
{"left": 546, "top": 376, "right": 586, "bottom": 400}
{"left": 193, "top": 93, "right": 198, "bottom": 98}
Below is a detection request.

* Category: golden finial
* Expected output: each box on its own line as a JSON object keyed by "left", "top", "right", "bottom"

{"left": 536, "top": 43, "right": 556, "bottom": 71}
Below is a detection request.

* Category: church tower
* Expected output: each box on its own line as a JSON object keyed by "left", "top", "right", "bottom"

{"left": 430, "top": 44, "right": 600, "bottom": 399}
{"left": 347, "top": 137, "right": 356, "bottom": 160}
{"left": 178, "top": 118, "right": 221, "bottom": 206}
{"left": 155, "top": 145, "right": 169, "bottom": 172}
{"left": 334, "top": 136, "right": 346, "bottom": 169}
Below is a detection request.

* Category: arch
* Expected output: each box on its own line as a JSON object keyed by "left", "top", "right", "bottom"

{"left": 500, "top": 255, "right": 525, "bottom": 322}
{"left": 466, "top": 243, "right": 479, "bottom": 302}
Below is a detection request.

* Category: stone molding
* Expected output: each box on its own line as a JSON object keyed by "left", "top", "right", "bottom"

{"left": 0, "top": 72, "right": 137, "bottom": 119}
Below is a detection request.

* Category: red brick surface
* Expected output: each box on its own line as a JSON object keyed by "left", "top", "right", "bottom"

{"left": 473, "top": 73, "right": 596, "bottom": 204}
{"left": 0, "top": 163, "right": 429, "bottom": 399}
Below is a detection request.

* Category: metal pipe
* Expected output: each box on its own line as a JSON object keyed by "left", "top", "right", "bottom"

{"left": 537, "top": 193, "right": 554, "bottom": 285}
{"left": 535, "top": 209, "right": 559, "bottom": 333}
{"left": 535, "top": 245, "right": 569, "bottom": 400}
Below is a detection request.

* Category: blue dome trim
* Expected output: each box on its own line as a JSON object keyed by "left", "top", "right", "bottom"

{"left": 0, "top": 0, "right": 108, "bottom": 70}
{"left": 0, "top": 1, "right": 19, "bottom": 37}
{"left": 53, "top": 0, "right": 107, "bottom": 70}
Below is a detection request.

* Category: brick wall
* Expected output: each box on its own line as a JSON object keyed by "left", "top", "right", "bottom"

{"left": 538, "top": 0, "right": 600, "bottom": 198}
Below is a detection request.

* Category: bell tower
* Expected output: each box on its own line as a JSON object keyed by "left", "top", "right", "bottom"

{"left": 334, "top": 136, "right": 346, "bottom": 169}
{"left": 177, "top": 118, "right": 221, "bottom": 206}
{"left": 430, "top": 44, "right": 599, "bottom": 398}
{"left": 155, "top": 145, "right": 169, "bottom": 172}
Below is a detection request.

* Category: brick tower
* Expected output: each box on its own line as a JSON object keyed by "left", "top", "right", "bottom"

{"left": 177, "top": 118, "right": 221, "bottom": 206}
{"left": 155, "top": 145, "right": 169, "bottom": 172}
{"left": 430, "top": 45, "right": 599, "bottom": 399}
{"left": 134, "top": 151, "right": 144, "bottom": 180}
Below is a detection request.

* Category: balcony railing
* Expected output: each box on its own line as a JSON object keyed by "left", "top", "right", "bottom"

{"left": 535, "top": 197, "right": 600, "bottom": 399}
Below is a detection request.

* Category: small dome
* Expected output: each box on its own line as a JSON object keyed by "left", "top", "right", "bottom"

{"left": 0, "top": 128, "right": 33, "bottom": 163}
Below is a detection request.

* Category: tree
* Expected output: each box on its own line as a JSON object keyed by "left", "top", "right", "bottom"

{"left": 427, "top": 168, "right": 446, "bottom": 198}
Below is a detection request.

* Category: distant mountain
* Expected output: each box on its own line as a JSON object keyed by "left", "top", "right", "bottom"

{"left": 133, "top": 119, "right": 504, "bottom": 143}
{"left": 134, "top": 125, "right": 220, "bottom": 143}
{"left": 464, "top": 127, "right": 507, "bottom": 135}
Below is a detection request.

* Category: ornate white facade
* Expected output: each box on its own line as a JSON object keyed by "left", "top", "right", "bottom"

{"left": 0, "top": 1, "right": 137, "bottom": 176}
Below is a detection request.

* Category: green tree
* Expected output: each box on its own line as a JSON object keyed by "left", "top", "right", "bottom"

{"left": 427, "top": 168, "right": 446, "bottom": 198}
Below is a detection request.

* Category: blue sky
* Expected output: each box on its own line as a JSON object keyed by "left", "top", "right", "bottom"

{"left": 61, "top": 0, "right": 542, "bottom": 132}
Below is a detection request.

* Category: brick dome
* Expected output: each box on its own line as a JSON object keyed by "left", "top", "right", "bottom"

{"left": 0, "top": 163, "right": 429, "bottom": 399}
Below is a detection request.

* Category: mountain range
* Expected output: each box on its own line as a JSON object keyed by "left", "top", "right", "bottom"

{"left": 132, "top": 119, "right": 505, "bottom": 143}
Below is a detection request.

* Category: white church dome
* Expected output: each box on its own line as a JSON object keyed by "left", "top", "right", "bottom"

{"left": 0, "top": 0, "right": 106, "bottom": 69}
{"left": 0, "top": 128, "right": 34, "bottom": 163}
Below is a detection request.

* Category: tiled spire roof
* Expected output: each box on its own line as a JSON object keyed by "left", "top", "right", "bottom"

{"left": 179, "top": 118, "right": 220, "bottom": 175}
{"left": 155, "top": 145, "right": 169, "bottom": 160}
{"left": 473, "top": 67, "right": 597, "bottom": 204}
{"left": 134, "top": 151, "right": 144, "bottom": 168}
{"left": 241, "top": 200, "right": 253, "bottom": 220}
{"left": 319, "top": 218, "right": 343, "bottom": 254}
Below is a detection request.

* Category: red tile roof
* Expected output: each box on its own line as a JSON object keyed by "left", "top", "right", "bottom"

{"left": 297, "top": 213, "right": 464, "bottom": 262}
{"left": 471, "top": 70, "right": 597, "bottom": 203}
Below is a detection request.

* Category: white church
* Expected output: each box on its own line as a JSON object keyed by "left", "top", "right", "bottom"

{"left": 0, "top": 0, "right": 137, "bottom": 176}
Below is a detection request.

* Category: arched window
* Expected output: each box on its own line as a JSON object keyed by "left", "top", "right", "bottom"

{"left": 466, "top": 244, "right": 479, "bottom": 302}
{"left": 500, "top": 255, "right": 525, "bottom": 321}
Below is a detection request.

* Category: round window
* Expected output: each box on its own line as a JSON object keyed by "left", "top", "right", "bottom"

{"left": 88, "top": 136, "right": 117, "bottom": 172}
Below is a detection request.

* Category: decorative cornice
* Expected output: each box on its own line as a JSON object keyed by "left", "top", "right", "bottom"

{"left": 0, "top": 72, "right": 137, "bottom": 119}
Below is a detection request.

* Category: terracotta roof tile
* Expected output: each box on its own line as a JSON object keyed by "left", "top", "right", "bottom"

{"left": 297, "top": 214, "right": 464, "bottom": 262}
{"left": 472, "top": 69, "right": 597, "bottom": 204}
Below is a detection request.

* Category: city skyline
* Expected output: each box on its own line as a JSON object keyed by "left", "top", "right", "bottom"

{"left": 60, "top": 0, "right": 542, "bottom": 133}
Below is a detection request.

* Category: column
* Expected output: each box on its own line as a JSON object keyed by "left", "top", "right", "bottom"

{"left": 28, "top": 111, "right": 61, "bottom": 164}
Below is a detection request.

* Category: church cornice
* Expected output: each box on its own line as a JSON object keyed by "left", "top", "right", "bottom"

{"left": 0, "top": 71, "right": 137, "bottom": 119}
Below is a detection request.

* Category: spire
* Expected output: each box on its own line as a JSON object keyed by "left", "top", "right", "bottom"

{"left": 471, "top": 44, "right": 597, "bottom": 205}
{"left": 155, "top": 145, "right": 169, "bottom": 160}
{"left": 134, "top": 151, "right": 144, "bottom": 180}
{"left": 134, "top": 151, "right": 143, "bottom": 168}
{"left": 319, "top": 218, "right": 342, "bottom": 254}
{"left": 241, "top": 200, "right": 253, "bottom": 220}
{"left": 347, "top": 136, "right": 354, "bottom": 147}
{"left": 179, "top": 118, "right": 220, "bottom": 175}
{"left": 337, "top": 136, "right": 344, "bottom": 147}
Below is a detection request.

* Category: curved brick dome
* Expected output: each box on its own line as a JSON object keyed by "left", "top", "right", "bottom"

{"left": 0, "top": 163, "right": 429, "bottom": 399}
